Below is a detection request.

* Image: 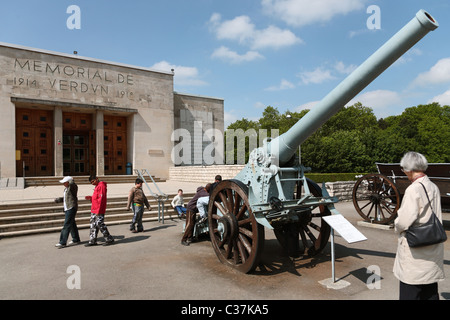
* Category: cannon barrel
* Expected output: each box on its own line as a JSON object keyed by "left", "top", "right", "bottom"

{"left": 273, "top": 9, "right": 438, "bottom": 165}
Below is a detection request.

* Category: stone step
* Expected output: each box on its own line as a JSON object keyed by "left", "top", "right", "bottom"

{"left": 0, "top": 214, "right": 179, "bottom": 238}
{"left": 0, "top": 199, "right": 127, "bottom": 217}
{"left": 0, "top": 209, "right": 179, "bottom": 233}
{"left": 0, "top": 192, "right": 194, "bottom": 238}
{"left": 24, "top": 175, "right": 165, "bottom": 187}
{"left": 0, "top": 178, "right": 25, "bottom": 189}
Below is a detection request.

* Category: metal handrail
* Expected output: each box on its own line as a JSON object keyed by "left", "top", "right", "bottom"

{"left": 134, "top": 169, "right": 168, "bottom": 224}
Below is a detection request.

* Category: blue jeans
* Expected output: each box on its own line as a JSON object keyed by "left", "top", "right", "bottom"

{"left": 175, "top": 205, "right": 186, "bottom": 216}
{"left": 59, "top": 207, "right": 80, "bottom": 245}
{"left": 130, "top": 204, "right": 144, "bottom": 231}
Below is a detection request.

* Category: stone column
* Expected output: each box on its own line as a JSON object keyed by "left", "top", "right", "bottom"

{"left": 54, "top": 106, "right": 63, "bottom": 176}
{"left": 95, "top": 110, "right": 105, "bottom": 176}
{"left": 0, "top": 99, "right": 16, "bottom": 178}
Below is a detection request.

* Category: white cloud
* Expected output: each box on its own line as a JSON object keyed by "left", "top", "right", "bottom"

{"left": 265, "top": 79, "right": 295, "bottom": 91}
{"left": 262, "top": 0, "right": 366, "bottom": 28}
{"left": 151, "top": 61, "right": 208, "bottom": 87}
{"left": 394, "top": 48, "right": 423, "bottom": 65}
{"left": 346, "top": 89, "right": 402, "bottom": 112}
{"left": 211, "top": 46, "right": 264, "bottom": 64}
{"left": 252, "top": 25, "right": 303, "bottom": 49}
{"left": 297, "top": 61, "right": 356, "bottom": 85}
{"left": 298, "top": 67, "right": 335, "bottom": 85}
{"left": 212, "top": 15, "right": 255, "bottom": 44}
{"left": 412, "top": 58, "right": 450, "bottom": 87}
{"left": 224, "top": 110, "right": 239, "bottom": 127}
{"left": 348, "top": 28, "right": 371, "bottom": 39}
{"left": 209, "top": 13, "right": 302, "bottom": 51}
{"left": 334, "top": 61, "right": 357, "bottom": 74}
{"left": 254, "top": 102, "right": 267, "bottom": 108}
{"left": 429, "top": 89, "right": 450, "bottom": 106}
{"left": 296, "top": 90, "right": 402, "bottom": 117}
{"left": 295, "top": 100, "right": 319, "bottom": 112}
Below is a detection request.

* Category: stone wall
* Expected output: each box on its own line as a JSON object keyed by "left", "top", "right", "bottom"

{"left": 324, "top": 181, "right": 355, "bottom": 201}
{"left": 169, "top": 165, "right": 245, "bottom": 184}
{"left": 169, "top": 165, "right": 355, "bottom": 201}
{"left": 173, "top": 93, "right": 224, "bottom": 166}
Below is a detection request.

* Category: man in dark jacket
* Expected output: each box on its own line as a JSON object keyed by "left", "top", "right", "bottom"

{"left": 181, "top": 184, "right": 211, "bottom": 246}
{"left": 209, "top": 175, "right": 222, "bottom": 195}
{"left": 55, "top": 176, "right": 80, "bottom": 248}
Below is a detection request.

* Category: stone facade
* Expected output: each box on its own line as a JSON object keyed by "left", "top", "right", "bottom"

{"left": 169, "top": 165, "right": 245, "bottom": 183}
{"left": 0, "top": 42, "right": 224, "bottom": 180}
{"left": 173, "top": 93, "right": 224, "bottom": 166}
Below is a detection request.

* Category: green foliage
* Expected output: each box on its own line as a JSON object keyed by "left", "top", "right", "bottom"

{"left": 305, "top": 173, "right": 364, "bottom": 183}
{"left": 226, "top": 103, "right": 450, "bottom": 173}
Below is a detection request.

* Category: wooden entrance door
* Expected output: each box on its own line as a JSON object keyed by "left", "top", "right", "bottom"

{"left": 16, "top": 109, "right": 54, "bottom": 177}
{"left": 63, "top": 134, "right": 90, "bottom": 176}
{"left": 63, "top": 112, "right": 94, "bottom": 176}
{"left": 104, "top": 115, "right": 127, "bottom": 175}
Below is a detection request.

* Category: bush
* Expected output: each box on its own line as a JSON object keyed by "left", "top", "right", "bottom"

{"left": 305, "top": 173, "right": 366, "bottom": 183}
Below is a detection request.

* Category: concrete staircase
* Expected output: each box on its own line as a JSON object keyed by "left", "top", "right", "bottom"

{"left": 0, "top": 178, "right": 25, "bottom": 189}
{"left": 24, "top": 175, "right": 165, "bottom": 187}
{"left": 0, "top": 192, "right": 194, "bottom": 238}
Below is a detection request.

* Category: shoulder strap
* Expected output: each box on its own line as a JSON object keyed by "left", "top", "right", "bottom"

{"left": 418, "top": 182, "right": 434, "bottom": 213}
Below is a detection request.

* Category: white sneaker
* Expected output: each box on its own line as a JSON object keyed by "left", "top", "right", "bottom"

{"left": 55, "top": 243, "right": 65, "bottom": 248}
{"left": 68, "top": 240, "right": 80, "bottom": 246}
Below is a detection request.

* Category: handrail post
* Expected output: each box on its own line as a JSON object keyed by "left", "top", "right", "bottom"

{"left": 134, "top": 169, "right": 168, "bottom": 224}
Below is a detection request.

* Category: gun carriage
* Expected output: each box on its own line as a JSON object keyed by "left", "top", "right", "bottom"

{"left": 352, "top": 163, "right": 450, "bottom": 225}
{"left": 205, "top": 10, "right": 439, "bottom": 273}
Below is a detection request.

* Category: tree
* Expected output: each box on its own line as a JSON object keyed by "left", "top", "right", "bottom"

{"left": 319, "top": 102, "right": 378, "bottom": 136}
{"left": 225, "top": 118, "right": 260, "bottom": 165}
{"left": 225, "top": 103, "right": 449, "bottom": 172}
{"left": 378, "top": 103, "right": 450, "bottom": 163}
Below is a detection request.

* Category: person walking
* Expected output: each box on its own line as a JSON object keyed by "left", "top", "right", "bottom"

{"left": 127, "top": 178, "right": 151, "bottom": 233}
{"left": 393, "top": 151, "right": 445, "bottom": 300}
{"left": 85, "top": 175, "right": 114, "bottom": 246}
{"left": 55, "top": 176, "right": 80, "bottom": 248}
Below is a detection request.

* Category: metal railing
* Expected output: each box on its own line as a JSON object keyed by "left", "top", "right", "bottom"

{"left": 134, "top": 169, "right": 168, "bottom": 223}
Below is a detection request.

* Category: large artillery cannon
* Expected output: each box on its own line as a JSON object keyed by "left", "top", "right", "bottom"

{"left": 207, "top": 10, "right": 439, "bottom": 273}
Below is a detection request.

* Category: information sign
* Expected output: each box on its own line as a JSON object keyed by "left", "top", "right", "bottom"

{"left": 323, "top": 214, "right": 367, "bottom": 243}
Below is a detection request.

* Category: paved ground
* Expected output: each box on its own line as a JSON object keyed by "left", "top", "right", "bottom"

{"left": 0, "top": 181, "right": 449, "bottom": 303}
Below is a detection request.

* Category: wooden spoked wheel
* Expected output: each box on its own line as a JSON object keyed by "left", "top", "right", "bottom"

{"left": 274, "top": 178, "right": 331, "bottom": 257}
{"left": 352, "top": 173, "right": 400, "bottom": 224}
{"left": 208, "top": 179, "right": 265, "bottom": 273}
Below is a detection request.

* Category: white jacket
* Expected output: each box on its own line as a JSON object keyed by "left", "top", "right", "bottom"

{"left": 393, "top": 175, "right": 445, "bottom": 285}
{"left": 171, "top": 194, "right": 184, "bottom": 208}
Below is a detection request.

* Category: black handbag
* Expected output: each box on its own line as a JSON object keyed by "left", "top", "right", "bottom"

{"left": 405, "top": 183, "right": 447, "bottom": 248}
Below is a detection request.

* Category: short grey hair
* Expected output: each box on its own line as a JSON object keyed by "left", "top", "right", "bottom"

{"left": 400, "top": 151, "right": 428, "bottom": 172}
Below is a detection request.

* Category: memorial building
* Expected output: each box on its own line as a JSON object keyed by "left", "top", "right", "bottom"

{"left": 0, "top": 42, "right": 224, "bottom": 180}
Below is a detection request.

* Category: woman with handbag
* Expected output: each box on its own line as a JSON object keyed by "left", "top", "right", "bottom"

{"left": 393, "top": 152, "right": 446, "bottom": 300}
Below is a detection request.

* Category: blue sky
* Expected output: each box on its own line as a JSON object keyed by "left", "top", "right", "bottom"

{"left": 1, "top": 0, "right": 449, "bottom": 127}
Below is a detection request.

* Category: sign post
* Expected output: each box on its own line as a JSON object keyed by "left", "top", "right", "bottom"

{"left": 321, "top": 214, "right": 367, "bottom": 287}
